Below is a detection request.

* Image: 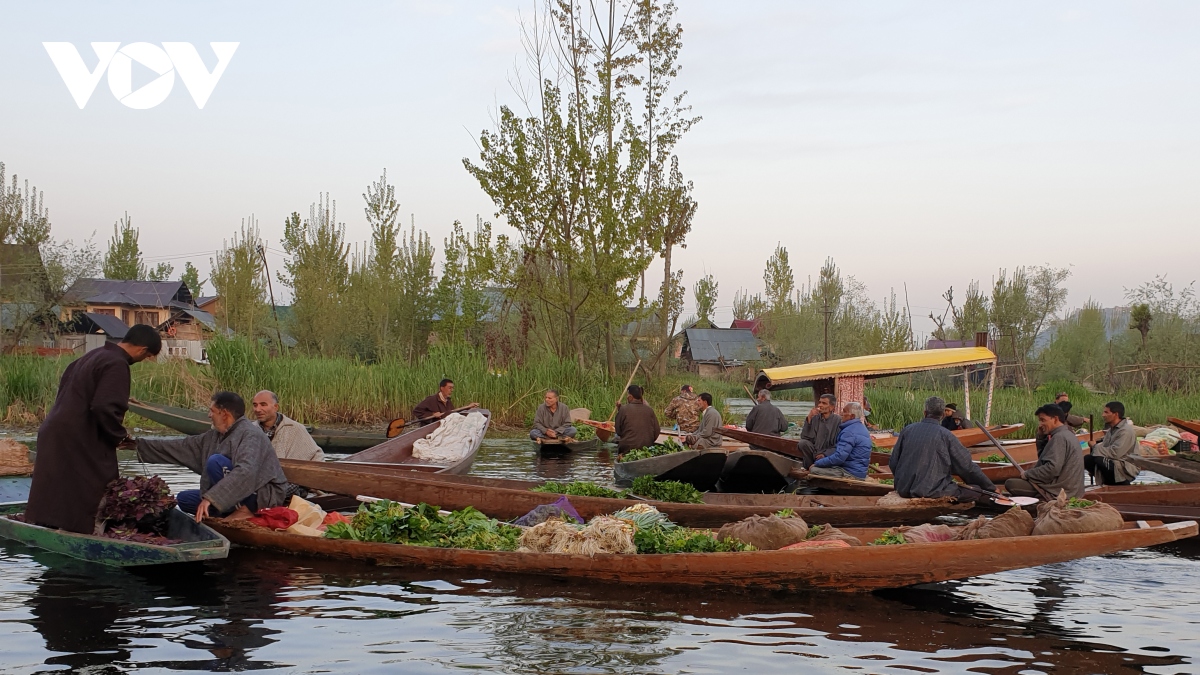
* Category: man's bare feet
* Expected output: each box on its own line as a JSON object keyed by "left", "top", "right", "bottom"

{"left": 227, "top": 504, "right": 255, "bottom": 521}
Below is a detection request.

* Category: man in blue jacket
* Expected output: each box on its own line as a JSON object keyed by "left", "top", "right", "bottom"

{"left": 809, "top": 402, "right": 872, "bottom": 480}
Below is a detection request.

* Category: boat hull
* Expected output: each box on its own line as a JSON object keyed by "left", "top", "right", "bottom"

{"left": 717, "top": 449, "right": 801, "bottom": 493}
{"left": 872, "top": 423, "right": 1025, "bottom": 452}
{"left": 1130, "top": 455, "right": 1200, "bottom": 484}
{"left": 1090, "top": 483, "right": 1200, "bottom": 507}
{"left": 534, "top": 438, "right": 601, "bottom": 454}
{"left": 209, "top": 519, "right": 1197, "bottom": 593}
{"left": 614, "top": 449, "right": 728, "bottom": 491}
{"left": 0, "top": 505, "right": 229, "bottom": 566}
{"left": 338, "top": 410, "right": 490, "bottom": 475}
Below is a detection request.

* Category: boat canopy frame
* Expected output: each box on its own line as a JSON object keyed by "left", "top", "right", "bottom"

{"left": 754, "top": 347, "right": 999, "bottom": 426}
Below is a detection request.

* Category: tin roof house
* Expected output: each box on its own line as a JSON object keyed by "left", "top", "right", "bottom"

{"left": 59, "top": 279, "right": 216, "bottom": 360}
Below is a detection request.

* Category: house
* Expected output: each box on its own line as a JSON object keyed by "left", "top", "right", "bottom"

{"left": 58, "top": 278, "right": 217, "bottom": 361}
{"left": 1, "top": 244, "right": 53, "bottom": 349}
{"left": 729, "top": 318, "right": 763, "bottom": 336}
{"left": 679, "top": 327, "right": 760, "bottom": 378}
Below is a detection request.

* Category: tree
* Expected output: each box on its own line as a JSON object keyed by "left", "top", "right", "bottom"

{"left": 693, "top": 273, "right": 717, "bottom": 327}
{"left": 763, "top": 244, "right": 795, "bottom": 313}
{"left": 103, "top": 213, "right": 144, "bottom": 280}
{"left": 146, "top": 261, "right": 173, "bottom": 282}
{"left": 877, "top": 289, "right": 913, "bottom": 353}
{"left": 955, "top": 281, "right": 990, "bottom": 340}
{"left": 989, "top": 265, "right": 1070, "bottom": 386}
{"left": 732, "top": 288, "right": 767, "bottom": 322}
{"left": 0, "top": 162, "right": 51, "bottom": 246}
{"left": 210, "top": 218, "right": 267, "bottom": 335}
{"left": 281, "top": 196, "right": 350, "bottom": 355}
{"left": 181, "top": 261, "right": 203, "bottom": 298}
{"left": 435, "top": 217, "right": 497, "bottom": 346}
{"left": 395, "top": 223, "right": 437, "bottom": 360}
{"left": 1129, "top": 303, "right": 1152, "bottom": 353}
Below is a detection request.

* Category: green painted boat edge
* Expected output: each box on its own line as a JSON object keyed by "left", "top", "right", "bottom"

{"left": 0, "top": 504, "right": 230, "bottom": 567}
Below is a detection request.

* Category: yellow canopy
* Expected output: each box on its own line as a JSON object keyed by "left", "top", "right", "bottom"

{"left": 756, "top": 347, "right": 996, "bottom": 390}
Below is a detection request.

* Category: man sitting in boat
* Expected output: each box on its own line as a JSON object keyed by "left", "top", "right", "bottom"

{"left": 664, "top": 384, "right": 703, "bottom": 433}
{"left": 614, "top": 385, "right": 661, "bottom": 455}
{"left": 809, "top": 403, "right": 872, "bottom": 480}
{"left": 1055, "top": 392, "right": 1088, "bottom": 429}
{"left": 530, "top": 389, "right": 576, "bottom": 442}
{"left": 797, "top": 394, "right": 841, "bottom": 468}
{"left": 252, "top": 390, "right": 325, "bottom": 462}
{"left": 890, "top": 396, "right": 996, "bottom": 503}
{"left": 1085, "top": 401, "right": 1140, "bottom": 486}
{"left": 413, "top": 379, "right": 479, "bottom": 426}
{"left": 1005, "top": 404, "right": 1085, "bottom": 500}
{"left": 135, "top": 391, "right": 290, "bottom": 522}
{"left": 941, "top": 403, "right": 965, "bottom": 431}
{"left": 744, "top": 389, "right": 789, "bottom": 436}
{"left": 684, "top": 393, "right": 724, "bottom": 450}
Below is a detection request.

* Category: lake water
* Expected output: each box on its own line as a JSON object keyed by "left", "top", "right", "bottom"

{"left": 2, "top": 436, "right": 1199, "bottom": 673}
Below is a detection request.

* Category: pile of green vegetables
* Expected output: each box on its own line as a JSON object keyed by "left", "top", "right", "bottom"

{"left": 979, "top": 453, "right": 1006, "bottom": 463}
{"left": 628, "top": 475, "right": 704, "bottom": 503}
{"left": 617, "top": 438, "right": 687, "bottom": 463}
{"left": 871, "top": 530, "right": 907, "bottom": 546}
{"left": 325, "top": 500, "right": 522, "bottom": 551}
{"left": 614, "top": 507, "right": 754, "bottom": 554}
{"left": 531, "top": 481, "right": 627, "bottom": 499}
{"left": 1066, "top": 497, "right": 1096, "bottom": 509}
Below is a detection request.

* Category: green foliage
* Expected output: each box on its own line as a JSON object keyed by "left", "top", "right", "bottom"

{"left": 979, "top": 454, "right": 1006, "bottom": 463}
{"left": 0, "top": 161, "right": 51, "bottom": 246}
{"left": 181, "top": 261, "right": 203, "bottom": 298}
{"left": 281, "top": 197, "right": 350, "bottom": 356}
{"left": 628, "top": 475, "right": 704, "bottom": 503}
{"left": 693, "top": 274, "right": 718, "bottom": 326}
{"left": 324, "top": 500, "right": 522, "bottom": 551}
{"left": 774, "top": 508, "right": 796, "bottom": 519}
{"left": 878, "top": 478, "right": 894, "bottom": 485}
{"left": 617, "top": 437, "right": 687, "bottom": 463}
{"left": 103, "top": 213, "right": 144, "bottom": 280}
{"left": 1066, "top": 497, "right": 1096, "bottom": 509}
{"left": 872, "top": 530, "right": 906, "bottom": 546}
{"left": 209, "top": 218, "right": 268, "bottom": 336}
{"left": 531, "top": 481, "right": 628, "bottom": 499}
{"left": 146, "top": 261, "right": 173, "bottom": 282}
{"left": 763, "top": 244, "right": 795, "bottom": 313}
{"left": 633, "top": 526, "right": 753, "bottom": 554}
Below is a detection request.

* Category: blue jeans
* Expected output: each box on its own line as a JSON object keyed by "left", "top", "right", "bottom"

{"left": 530, "top": 426, "right": 577, "bottom": 441}
{"left": 177, "top": 455, "right": 259, "bottom": 516}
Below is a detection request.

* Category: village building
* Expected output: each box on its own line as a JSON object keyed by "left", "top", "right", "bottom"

{"left": 58, "top": 279, "right": 217, "bottom": 361}
{"left": 679, "top": 327, "right": 761, "bottom": 378}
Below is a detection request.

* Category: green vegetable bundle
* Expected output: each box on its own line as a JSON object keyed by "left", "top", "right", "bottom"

{"left": 530, "top": 481, "right": 628, "bottom": 499}
{"left": 615, "top": 507, "right": 753, "bottom": 554}
{"left": 1066, "top": 497, "right": 1096, "bottom": 509}
{"left": 979, "top": 453, "right": 1006, "bottom": 463}
{"left": 325, "top": 501, "right": 522, "bottom": 551}
{"left": 871, "top": 530, "right": 907, "bottom": 546}
{"left": 629, "top": 475, "right": 704, "bottom": 503}
{"left": 617, "top": 438, "right": 687, "bottom": 463}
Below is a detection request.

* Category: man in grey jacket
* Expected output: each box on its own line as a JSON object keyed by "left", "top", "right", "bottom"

{"left": 252, "top": 390, "right": 325, "bottom": 461}
{"left": 685, "top": 393, "right": 724, "bottom": 450}
{"left": 530, "top": 389, "right": 576, "bottom": 441}
{"left": 135, "top": 391, "right": 289, "bottom": 522}
{"left": 1085, "top": 401, "right": 1140, "bottom": 485}
{"left": 797, "top": 394, "right": 841, "bottom": 468}
{"left": 890, "top": 396, "right": 995, "bottom": 502}
{"left": 745, "top": 389, "right": 789, "bottom": 437}
{"left": 1005, "top": 404, "right": 1085, "bottom": 499}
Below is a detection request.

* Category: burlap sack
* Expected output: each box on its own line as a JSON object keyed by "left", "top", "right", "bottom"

{"left": 717, "top": 514, "right": 810, "bottom": 550}
{"left": 1032, "top": 490, "right": 1124, "bottom": 536}
{"left": 806, "top": 523, "right": 863, "bottom": 546}
{"left": 955, "top": 506, "right": 1035, "bottom": 540}
{"left": 897, "top": 523, "right": 957, "bottom": 543}
{"left": 0, "top": 439, "right": 34, "bottom": 476}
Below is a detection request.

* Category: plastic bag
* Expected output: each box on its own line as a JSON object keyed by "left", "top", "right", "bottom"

{"left": 513, "top": 496, "right": 584, "bottom": 527}
{"left": 717, "top": 514, "right": 810, "bottom": 551}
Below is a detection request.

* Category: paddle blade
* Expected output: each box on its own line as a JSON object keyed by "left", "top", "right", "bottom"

{"left": 386, "top": 418, "right": 406, "bottom": 438}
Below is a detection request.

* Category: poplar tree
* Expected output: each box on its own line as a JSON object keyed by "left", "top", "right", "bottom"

{"left": 103, "top": 213, "right": 145, "bottom": 280}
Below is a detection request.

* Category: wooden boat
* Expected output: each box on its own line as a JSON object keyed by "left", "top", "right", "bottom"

{"left": 338, "top": 410, "right": 490, "bottom": 475}
{"left": 1129, "top": 454, "right": 1200, "bottom": 484}
{"left": 283, "top": 459, "right": 969, "bottom": 528}
{"left": 207, "top": 517, "right": 1196, "bottom": 593}
{"left": 1104, "top": 503, "right": 1200, "bottom": 523}
{"left": 865, "top": 460, "right": 1037, "bottom": 484}
{"left": 1168, "top": 417, "right": 1200, "bottom": 436}
{"left": 613, "top": 448, "right": 728, "bottom": 491}
{"left": 578, "top": 419, "right": 615, "bottom": 443}
{"left": 716, "top": 427, "right": 801, "bottom": 458}
{"left": 533, "top": 437, "right": 601, "bottom": 455}
{"left": 1090, "top": 483, "right": 1200, "bottom": 507}
{"left": 803, "top": 473, "right": 893, "bottom": 496}
{"left": 969, "top": 429, "right": 1101, "bottom": 464}
{"left": 0, "top": 476, "right": 31, "bottom": 503}
{"left": 871, "top": 423, "right": 1025, "bottom": 451}
{"left": 717, "top": 448, "right": 802, "bottom": 493}
{"left": 0, "top": 504, "right": 229, "bottom": 566}
{"left": 128, "top": 399, "right": 387, "bottom": 453}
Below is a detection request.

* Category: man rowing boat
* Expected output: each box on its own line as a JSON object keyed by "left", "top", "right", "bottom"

{"left": 412, "top": 379, "right": 479, "bottom": 426}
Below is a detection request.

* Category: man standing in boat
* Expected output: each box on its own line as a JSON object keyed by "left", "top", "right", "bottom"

{"left": 796, "top": 394, "right": 841, "bottom": 468}
{"left": 25, "top": 325, "right": 162, "bottom": 534}
{"left": 530, "top": 389, "right": 577, "bottom": 442}
{"left": 251, "top": 390, "right": 325, "bottom": 462}
{"left": 614, "top": 385, "right": 660, "bottom": 454}
{"left": 685, "top": 393, "right": 724, "bottom": 450}
{"left": 664, "top": 384, "right": 703, "bottom": 433}
{"left": 1006, "top": 404, "right": 1085, "bottom": 499}
{"left": 1085, "top": 401, "right": 1140, "bottom": 486}
{"left": 744, "top": 389, "right": 788, "bottom": 436}
{"left": 809, "top": 402, "right": 872, "bottom": 480}
{"left": 412, "top": 379, "right": 479, "bottom": 426}
{"left": 134, "top": 391, "right": 290, "bottom": 521}
{"left": 890, "top": 396, "right": 996, "bottom": 503}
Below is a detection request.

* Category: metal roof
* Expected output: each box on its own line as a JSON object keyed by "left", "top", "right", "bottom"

{"left": 81, "top": 312, "right": 130, "bottom": 338}
{"left": 756, "top": 347, "right": 997, "bottom": 390}
{"left": 682, "top": 328, "right": 760, "bottom": 362}
{"left": 64, "top": 278, "right": 193, "bottom": 308}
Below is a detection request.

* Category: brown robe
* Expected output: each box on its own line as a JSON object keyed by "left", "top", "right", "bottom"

{"left": 412, "top": 393, "right": 453, "bottom": 425}
{"left": 26, "top": 343, "right": 133, "bottom": 533}
{"left": 615, "top": 401, "right": 661, "bottom": 453}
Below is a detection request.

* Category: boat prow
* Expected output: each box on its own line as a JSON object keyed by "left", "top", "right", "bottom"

{"left": 613, "top": 449, "right": 728, "bottom": 490}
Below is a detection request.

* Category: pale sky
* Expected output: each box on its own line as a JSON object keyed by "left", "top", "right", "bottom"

{"left": 2, "top": 1, "right": 1198, "bottom": 336}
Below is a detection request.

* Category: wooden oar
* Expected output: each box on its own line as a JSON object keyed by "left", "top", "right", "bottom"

{"left": 971, "top": 418, "right": 1054, "bottom": 501}
{"left": 386, "top": 405, "right": 478, "bottom": 438}
{"left": 607, "top": 359, "right": 641, "bottom": 423}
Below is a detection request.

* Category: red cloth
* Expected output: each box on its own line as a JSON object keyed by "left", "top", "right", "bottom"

{"left": 322, "top": 512, "right": 353, "bottom": 526}
{"left": 249, "top": 507, "right": 298, "bottom": 530}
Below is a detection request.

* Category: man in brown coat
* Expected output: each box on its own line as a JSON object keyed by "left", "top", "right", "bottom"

{"left": 412, "top": 379, "right": 478, "bottom": 426}
{"left": 614, "top": 385, "right": 660, "bottom": 454}
{"left": 26, "top": 325, "right": 162, "bottom": 533}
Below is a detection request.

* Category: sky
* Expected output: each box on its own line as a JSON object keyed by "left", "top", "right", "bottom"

{"left": 2, "top": 1, "right": 1198, "bottom": 336}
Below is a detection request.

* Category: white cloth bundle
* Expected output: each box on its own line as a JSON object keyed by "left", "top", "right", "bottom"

{"left": 412, "top": 412, "right": 488, "bottom": 463}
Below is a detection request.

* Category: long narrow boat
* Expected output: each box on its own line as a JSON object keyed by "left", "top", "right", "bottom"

{"left": 338, "top": 410, "right": 490, "bottom": 475}
{"left": 128, "top": 399, "right": 387, "bottom": 453}
{"left": 717, "top": 449, "right": 802, "bottom": 493}
{"left": 207, "top": 517, "right": 1196, "bottom": 593}
{"left": 871, "top": 423, "right": 1025, "bottom": 451}
{"left": 1129, "top": 454, "right": 1200, "bottom": 484}
{"left": 1168, "top": 417, "right": 1200, "bottom": 436}
{"left": 0, "top": 504, "right": 229, "bottom": 566}
{"left": 281, "top": 459, "right": 969, "bottom": 527}
{"left": 613, "top": 449, "right": 728, "bottom": 491}
{"left": 534, "top": 437, "right": 601, "bottom": 455}
{"left": 1090, "top": 483, "right": 1200, "bottom": 507}
{"left": 968, "top": 429, "right": 1102, "bottom": 464}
